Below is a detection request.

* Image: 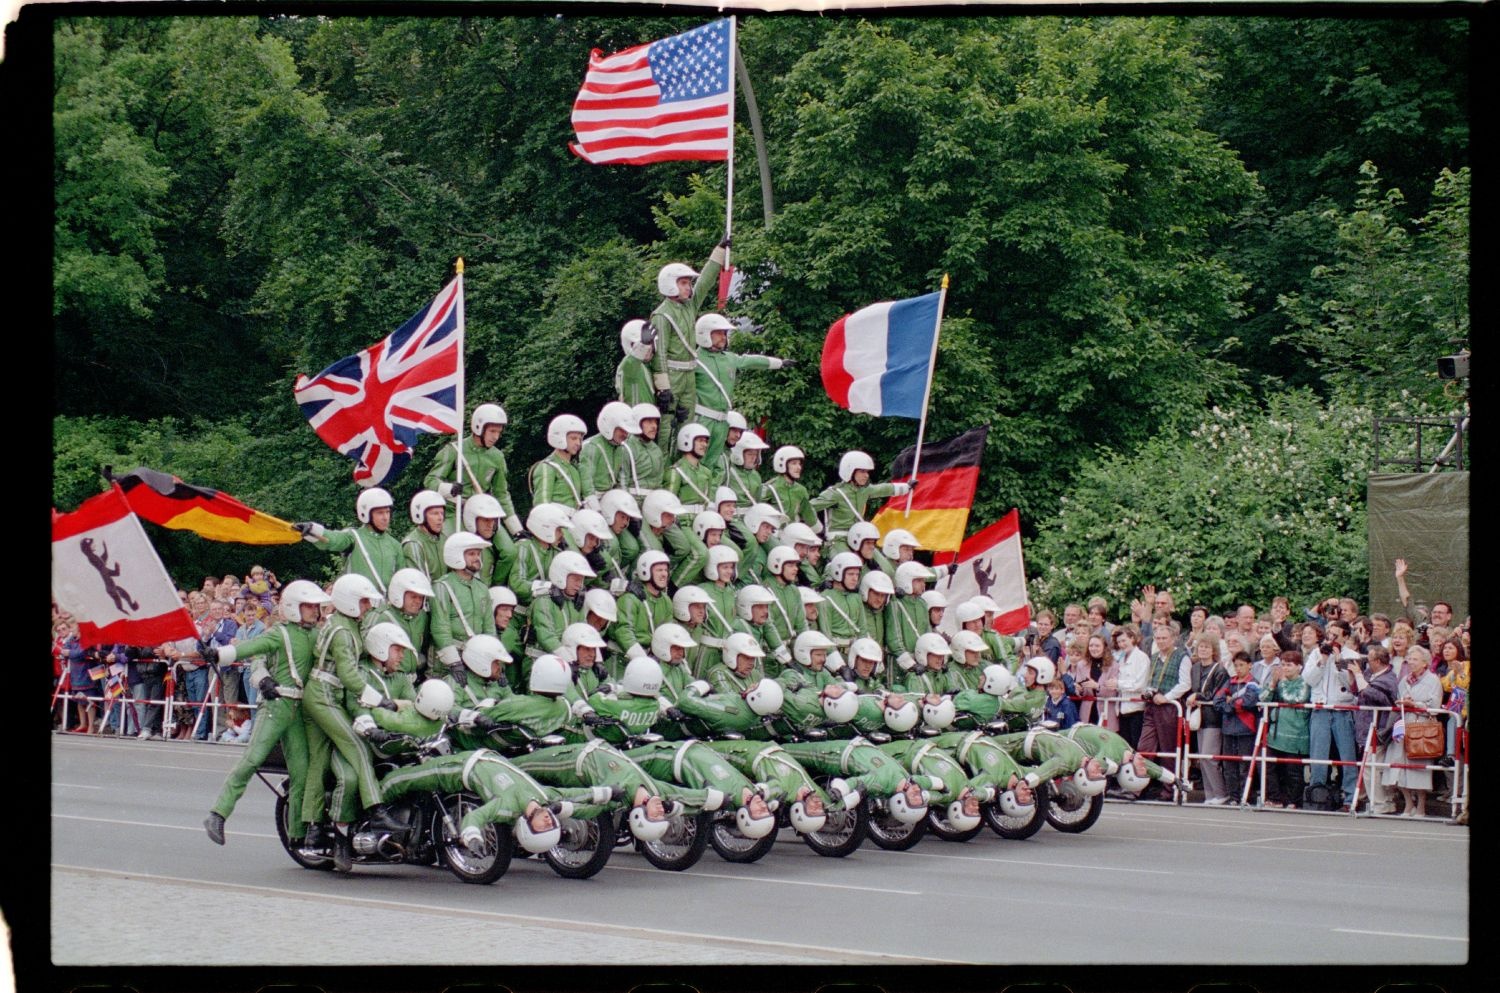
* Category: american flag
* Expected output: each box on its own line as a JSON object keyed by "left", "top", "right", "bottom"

{"left": 293, "top": 277, "right": 463, "bottom": 487}
{"left": 569, "top": 19, "right": 733, "bottom": 166}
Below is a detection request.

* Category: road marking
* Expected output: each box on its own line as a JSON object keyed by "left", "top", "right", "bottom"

{"left": 1223, "top": 832, "right": 1343, "bottom": 846}
{"left": 52, "top": 813, "right": 278, "bottom": 840}
{"left": 51, "top": 863, "right": 959, "bottom": 963}
{"left": 860, "top": 847, "right": 1174, "bottom": 875}
{"left": 1332, "top": 928, "right": 1466, "bottom": 943}
{"left": 604, "top": 863, "right": 921, "bottom": 894}
{"left": 140, "top": 764, "right": 227, "bottom": 773}
{"left": 52, "top": 783, "right": 103, "bottom": 790}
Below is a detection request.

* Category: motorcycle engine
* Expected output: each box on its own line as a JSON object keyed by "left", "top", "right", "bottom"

{"left": 352, "top": 830, "right": 406, "bottom": 859}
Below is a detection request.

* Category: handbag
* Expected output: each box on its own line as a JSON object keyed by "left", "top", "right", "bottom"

{"left": 1402, "top": 717, "right": 1444, "bottom": 760}
{"left": 1186, "top": 705, "right": 1202, "bottom": 731}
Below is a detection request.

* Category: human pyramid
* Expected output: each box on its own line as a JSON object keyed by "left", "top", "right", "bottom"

{"left": 201, "top": 238, "right": 1174, "bottom": 874}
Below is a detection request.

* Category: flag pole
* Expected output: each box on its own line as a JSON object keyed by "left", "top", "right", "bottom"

{"left": 904, "top": 273, "right": 949, "bottom": 518}
{"left": 454, "top": 257, "right": 466, "bottom": 529}
{"left": 723, "top": 16, "right": 738, "bottom": 270}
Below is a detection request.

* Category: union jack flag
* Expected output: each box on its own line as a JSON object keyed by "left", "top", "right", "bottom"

{"left": 293, "top": 277, "right": 463, "bottom": 487}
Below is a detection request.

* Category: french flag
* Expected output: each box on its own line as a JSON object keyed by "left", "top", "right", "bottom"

{"left": 821, "top": 292, "right": 941, "bottom": 419}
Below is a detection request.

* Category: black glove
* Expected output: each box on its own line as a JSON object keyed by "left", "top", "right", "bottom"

{"left": 591, "top": 661, "right": 609, "bottom": 682}
{"left": 655, "top": 389, "right": 675, "bottom": 412}
{"left": 493, "top": 674, "right": 509, "bottom": 690}
{"left": 440, "top": 481, "right": 465, "bottom": 500}
{"left": 377, "top": 697, "right": 399, "bottom": 712}
{"left": 626, "top": 520, "right": 642, "bottom": 539}
{"left": 199, "top": 643, "right": 220, "bottom": 665}
{"left": 367, "top": 728, "right": 398, "bottom": 746}
{"left": 780, "top": 358, "right": 797, "bottom": 369}
{"left": 514, "top": 527, "right": 532, "bottom": 542}
{"left": 907, "top": 477, "right": 921, "bottom": 491}
{"left": 474, "top": 715, "right": 501, "bottom": 734}
{"left": 663, "top": 707, "right": 687, "bottom": 722}
{"left": 585, "top": 549, "right": 606, "bottom": 572}
{"left": 294, "top": 521, "right": 317, "bottom": 537}
{"left": 675, "top": 405, "right": 691, "bottom": 423}
{"left": 718, "top": 234, "right": 732, "bottom": 249}
{"left": 582, "top": 713, "right": 606, "bottom": 727}
{"left": 609, "top": 784, "right": 627, "bottom": 802}
{"left": 257, "top": 676, "right": 280, "bottom": 701}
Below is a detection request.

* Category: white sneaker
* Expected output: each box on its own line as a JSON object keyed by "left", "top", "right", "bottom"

{"left": 1204, "top": 796, "right": 1230, "bottom": 806}
{"left": 137, "top": 729, "right": 152, "bottom": 740}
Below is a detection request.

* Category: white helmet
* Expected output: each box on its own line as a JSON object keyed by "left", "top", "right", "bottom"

{"left": 922, "top": 695, "right": 957, "bottom": 730}
{"left": 528, "top": 655, "right": 571, "bottom": 696}
{"left": 724, "top": 631, "right": 765, "bottom": 665}
{"left": 772, "top": 445, "right": 805, "bottom": 475}
{"left": 781, "top": 522, "right": 821, "bottom": 549}
{"left": 526, "top": 503, "right": 573, "bottom": 545}
{"left": 766, "top": 545, "right": 801, "bottom": 577}
{"left": 635, "top": 549, "right": 671, "bottom": 585}
{"left": 895, "top": 561, "right": 935, "bottom": 595}
{"left": 387, "top": 568, "right": 434, "bottom": 609}
{"left": 997, "top": 785, "right": 1034, "bottom": 818}
{"left": 704, "top": 544, "right": 740, "bottom": 582}
{"left": 672, "top": 585, "right": 712, "bottom": 623}
{"left": 364, "top": 622, "right": 414, "bottom": 663}
{"left": 743, "top": 677, "right": 783, "bottom": 716}
{"left": 488, "top": 585, "right": 519, "bottom": 611}
{"left": 463, "top": 634, "right": 513, "bottom": 676}
{"left": 1072, "top": 763, "right": 1108, "bottom": 797}
{"left": 462, "top": 494, "right": 504, "bottom": 533}
{"left": 596, "top": 400, "right": 640, "bottom": 439}
{"left": 735, "top": 799, "right": 777, "bottom": 839}
{"left": 955, "top": 601, "right": 987, "bottom": 626}
{"left": 651, "top": 623, "right": 696, "bottom": 661}
{"left": 676, "top": 422, "right": 711, "bottom": 454}
{"left": 789, "top": 793, "right": 827, "bottom": 834}
{"left": 546, "top": 413, "right": 587, "bottom": 451}
{"left": 621, "top": 657, "right": 664, "bottom": 698}
{"left": 628, "top": 802, "right": 672, "bottom": 842}
{"left": 950, "top": 630, "right": 990, "bottom": 659}
{"left": 443, "top": 531, "right": 491, "bottom": 571}
{"left": 280, "top": 579, "right": 331, "bottom": 623}
{"left": 470, "top": 403, "right": 508, "bottom": 437}
{"left": 583, "top": 588, "right": 618, "bottom": 624}
{"left": 849, "top": 637, "right": 885, "bottom": 673}
{"left": 944, "top": 797, "right": 982, "bottom": 833}
{"left": 657, "top": 262, "right": 699, "bottom": 297}
{"left": 713, "top": 485, "right": 738, "bottom": 511}
{"left": 982, "top": 664, "right": 1017, "bottom": 696}
{"left": 631, "top": 402, "right": 661, "bottom": 431}
{"left": 514, "top": 808, "right": 563, "bottom": 855}
{"left": 743, "top": 503, "right": 785, "bottom": 537}
{"left": 1022, "top": 656, "right": 1057, "bottom": 686}
{"left": 414, "top": 679, "right": 456, "bottom": 721}
{"left": 884, "top": 697, "right": 920, "bottom": 733}
{"left": 619, "top": 319, "right": 654, "bottom": 361}
{"left": 820, "top": 686, "right": 859, "bottom": 723}
{"left": 846, "top": 521, "right": 881, "bottom": 553}
{"left": 600, "top": 489, "right": 642, "bottom": 524}
{"left": 887, "top": 785, "right": 927, "bottom": 824}
{"left": 838, "top": 450, "right": 876, "bottom": 483}
{"left": 793, "top": 630, "right": 836, "bottom": 667}
{"left": 694, "top": 312, "right": 734, "bottom": 349}
{"left": 408, "top": 489, "right": 446, "bottom": 526}
{"left": 829, "top": 551, "right": 863, "bottom": 583}
{"left": 735, "top": 584, "right": 777, "bottom": 621}
{"left": 568, "top": 508, "right": 613, "bottom": 549}
{"left": 726, "top": 410, "right": 748, "bottom": 432}
{"left": 971, "top": 595, "right": 1002, "bottom": 615}
{"left": 730, "top": 433, "right": 769, "bottom": 466}
{"left": 797, "top": 586, "right": 827, "bottom": 608}
{"left": 859, "top": 570, "right": 895, "bottom": 599}
{"left": 1118, "top": 759, "right": 1152, "bottom": 793}
{"left": 881, "top": 528, "right": 920, "bottom": 559}
{"left": 331, "top": 574, "right": 382, "bottom": 618}
{"left": 914, "top": 633, "right": 951, "bottom": 665}
{"left": 920, "top": 590, "right": 949, "bottom": 611}
{"left": 355, "top": 487, "right": 394, "bottom": 525}
{"left": 561, "top": 622, "right": 607, "bottom": 655}
{"left": 643, "top": 490, "right": 684, "bottom": 528}
{"left": 692, "top": 510, "right": 727, "bottom": 543}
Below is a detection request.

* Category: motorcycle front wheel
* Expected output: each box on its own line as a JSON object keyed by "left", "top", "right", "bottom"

{"left": 708, "top": 810, "right": 777, "bottom": 864}
{"left": 926, "top": 803, "right": 984, "bottom": 843}
{"left": 435, "top": 794, "right": 513, "bottom": 885}
{"left": 1044, "top": 783, "right": 1104, "bottom": 833}
{"left": 544, "top": 814, "right": 615, "bottom": 879}
{"left": 637, "top": 811, "right": 710, "bottom": 871}
{"left": 801, "top": 778, "right": 868, "bottom": 858}
{"left": 864, "top": 797, "right": 928, "bottom": 851}
{"left": 983, "top": 783, "right": 1050, "bottom": 840}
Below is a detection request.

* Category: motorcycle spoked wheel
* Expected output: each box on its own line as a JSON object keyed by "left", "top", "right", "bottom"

{"left": 800, "top": 778, "right": 868, "bottom": 858}
{"left": 708, "top": 809, "right": 778, "bottom": 864}
{"left": 982, "top": 782, "right": 1050, "bottom": 840}
{"left": 543, "top": 813, "right": 615, "bottom": 880}
{"left": 274, "top": 784, "right": 332, "bottom": 871}
{"left": 636, "top": 810, "right": 711, "bottom": 871}
{"left": 1044, "top": 781, "right": 1105, "bottom": 833}
{"left": 864, "top": 796, "right": 929, "bottom": 851}
{"left": 434, "top": 794, "right": 514, "bottom": 885}
{"left": 925, "top": 801, "right": 985, "bottom": 843}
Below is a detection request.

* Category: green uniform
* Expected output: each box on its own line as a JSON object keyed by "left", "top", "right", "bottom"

{"left": 589, "top": 535, "right": 635, "bottom": 595}
{"left": 983, "top": 630, "right": 1017, "bottom": 671}
{"left": 425, "top": 435, "right": 522, "bottom": 582}
{"left": 614, "top": 585, "right": 674, "bottom": 662}
{"left": 724, "top": 462, "right": 762, "bottom": 512}
{"left": 578, "top": 435, "right": 624, "bottom": 503}
{"left": 817, "top": 587, "right": 868, "bottom": 653}
{"left": 629, "top": 739, "right": 761, "bottom": 808}
{"left": 652, "top": 248, "right": 724, "bottom": 449}
{"left": 728, "top": 521, "right": 769, "bottom": 586}
{"left": 696, "top": 588, "right": 748, "bottom": 680}
{"left": 623, "top": 436, "right": 666, "bottom": 496}
{"left": 640, "top": 523, "right": 708, "bottom": 592}
{"left": 209, "top": 624, "right": 316, "bottom": 838}
{"left": 706, "top": 740, "right": 829, "bottom": 811}
{"left": 529, "top": 590, "right": 587, "bottom": 658}
{"left": 776, "top": 662, "right": 840, "bottom": 696}
{"left": 616, "top": 355, "right": 654, "bottom": 406}
{"left": 301, "top": 614, "right": 385, "bottom": 826}
{"left": 1065, "top": 724, "right": 1170, "bottom": 782}
{"left": 430, "top": 570, "right": 497, "bottom": 667}
{"left": 993, "top": 729, "right": 1091, "bottom": 783}
{"left": 510, "top": 739, "right": 723, "bottom": 816}
{"left": 931, "top": 730, "right": 1031, "bottom": 795}
{"left": 947, "top": 662, "right": 985, "bottom": 695}
{"left": 667, "top": 455, "right": 717, "bottom": 521}
{"left": 316, "top": 524, "right": 403, "bottom": 600}
{"left": 779, "top": 737, "right": 943, "bottom": 803}
{"left": 902, "top": 666, "right": 951, "bottom": 697}
{"left": 885, "top": 594, "right": 929, "bottom": 671}
{"left": 382, "top": 750, "right": 615, "bottom": 837}
{"left": 811, "top": 481, "right": 905, "bottom": 543}
{"left": 879, "top": 738, "right": 972, "bottom": 806}
{"left": 509, "top": 538, "right": 560, "bottom": 616}
{"left": 444, "top": 667, "right": 512, "bottom": 713}
{"left": 760, "top": 475, "right": 817, "bottom": 529}
{"left": 529, "top": 452, "right": 584, "bottom": 509}
{"left": 707, "top": 662, "right": 762, "bottom": 698}
{"left": 953, "top": 686, "right": 1045, "bottom": 732}
{"left": 765, "top": 576, "right": 808, "bottom": 652}
{"left": 328, "top": 660, "right": 420, "bottom": 823}
{"left": 673, "top": 686, "right": 764, "bottom": 736}
{"left": 693, "top": 348, "right": 777, "bottom": 465}
{"left": 400, "top": 526, "right": 446, "bottom": 585}
{"left": 362, "top": 602, "right": 431, "bottom": 678}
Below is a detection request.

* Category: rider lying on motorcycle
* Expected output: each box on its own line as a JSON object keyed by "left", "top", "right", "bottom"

{"left": 870, "top": 694, "right": 987, "bottom": 832}
{"left": 1062, "top": 722, "right": 1176, "bottom": 794}
{"left": 990, "top": 725, "right": 1110, "bottom": 797}
{"left": 916, "top": 692, "right": 1037, "bottom": 819}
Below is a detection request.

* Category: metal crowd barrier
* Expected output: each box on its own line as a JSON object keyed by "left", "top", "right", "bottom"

{"left": 51, "top": 661, "right": 260, "bottom": 744}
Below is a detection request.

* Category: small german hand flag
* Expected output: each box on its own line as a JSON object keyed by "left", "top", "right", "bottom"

{"left": 110, "top": 468, "right": 301, "bottom": 546}
{"left": 870, "top": 426, "right": 988, "bottom": 553}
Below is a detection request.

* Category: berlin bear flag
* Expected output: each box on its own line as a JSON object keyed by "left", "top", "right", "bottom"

{"left": 932, "top": 510, "right": 1032, "bottom": 637}
{"left": 821, "top": 292, "right": 941, "bottom": 419}
{"left": 52, "top": 485, "right": 197, "bottom": 648}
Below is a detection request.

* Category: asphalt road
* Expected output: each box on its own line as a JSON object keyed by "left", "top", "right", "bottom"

{"left": 50, "top": 733, "right": 1467, "bottom": 966}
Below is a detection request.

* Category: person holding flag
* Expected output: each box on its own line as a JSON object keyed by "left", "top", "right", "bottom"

{"left": 296, "top": 489, "right": 403, "bottom": 601}
{"left": 811, "top": 451, "right": 915, "bottom": 546}
{"left": 650, "top": 243, "right": 727, "bottom": 449}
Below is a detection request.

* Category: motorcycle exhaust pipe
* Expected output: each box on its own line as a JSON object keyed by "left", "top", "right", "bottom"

{"left": 377, "top": 836, "right": 406, "bottom": 860}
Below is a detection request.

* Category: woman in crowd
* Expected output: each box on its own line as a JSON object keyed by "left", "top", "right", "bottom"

{"left": 1384, "top": 645, "right": 1443, "bottom": 817}
{"left": 1186, "top": 634, "right": 1230, "bottom": 804}
{"left": 1076, "top": 633, "right": 1119, "bottom": 730}
{"left": 1259, "top": 649, "right": 1311, "bottom": 808}
{"left": 1113, "top": 624, "right": 1150, "bottom": 747}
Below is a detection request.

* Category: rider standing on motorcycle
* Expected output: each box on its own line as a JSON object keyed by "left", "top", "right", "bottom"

{"left": 202, "top": 580, "right": 329, "bottom": 847}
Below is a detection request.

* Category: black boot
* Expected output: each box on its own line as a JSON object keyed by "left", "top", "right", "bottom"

{"left": 298, "top": 823, "right": 327, "bottom": 857}
{"left": 204, "top": 812, "right": 226, "bottom": 846}
{"left": 365, "top": 802, "right": 408, "bottom": 832}
{"left": 331, "top": 826, "right": 353, "bottom": 873}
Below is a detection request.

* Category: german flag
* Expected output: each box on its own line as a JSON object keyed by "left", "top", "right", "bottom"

{"left": 111, "top": 468, "right": 301, "bottom": 546}
{"left": 870, "top": 426, "right": 987, "bottom": 553}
